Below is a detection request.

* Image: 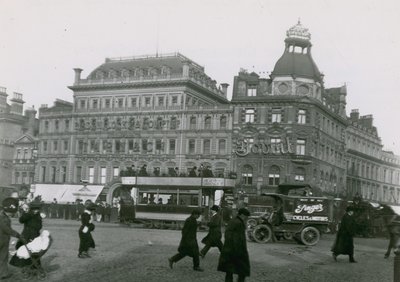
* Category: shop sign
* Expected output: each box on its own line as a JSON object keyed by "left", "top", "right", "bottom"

{"left": 234, "top": 137, "right": 294, "bottom": 156}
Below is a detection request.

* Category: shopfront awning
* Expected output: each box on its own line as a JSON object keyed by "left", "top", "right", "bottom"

{"left": 32, "top": 184, "right": 104, "bottom": 204}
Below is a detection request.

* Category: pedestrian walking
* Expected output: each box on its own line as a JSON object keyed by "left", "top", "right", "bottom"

{"left": 168, "top": 209, "right": 204, "bottom": 272}
{"left": 78, "top": 202, "right": 97, "bottom": 258}
{"left": 331, "top": 206, "right": 357, "bottom": 263}
{"left": 0, "top": 197, "right": 21, "bottom": 280}
{"left": 218, "top": 207, "right": 250, "bottom": 282}
{"left": 200, "top": 205, "right": 223, "bottom": 258}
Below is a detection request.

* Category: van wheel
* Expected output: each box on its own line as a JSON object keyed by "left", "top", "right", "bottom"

{"left": 252, "top": 224, "right": 272, "bottom": 243}
{"left": 283, "top": 232, "right": 293, "bottom": 240}
{"left": 300, "top": 226, "right": 320, "bottom": 246}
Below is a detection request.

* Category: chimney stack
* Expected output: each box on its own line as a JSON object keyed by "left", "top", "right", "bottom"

{"left": 0, "top": 86, "right": 8, "bottom": 113}
{"left": 10, "top": 92, "right": 24, "bottom": 115}
{"left": 220, "top": 83, "right": 229, "bottom": 97}
{"left": 73, "top": 68, "right": 83, "bottom": 85}
{"left": 350, "top": 109, "right": 359, "bottom": 122}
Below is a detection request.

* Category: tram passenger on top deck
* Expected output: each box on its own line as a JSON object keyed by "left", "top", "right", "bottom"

{"left": 189, "top": 166, "right": 197, "bottom": 177}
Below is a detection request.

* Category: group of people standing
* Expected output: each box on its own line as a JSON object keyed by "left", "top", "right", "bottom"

{"left": 168, "top": 205, "right": 251, "bottom": 282}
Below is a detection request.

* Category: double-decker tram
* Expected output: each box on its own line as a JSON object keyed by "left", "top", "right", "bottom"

{"left": 119, "top": 176, "right": 235, "bottom": 228}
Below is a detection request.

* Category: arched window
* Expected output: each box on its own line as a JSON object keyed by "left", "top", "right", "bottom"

{"left": 203, "top": 139, "right": 211, "bottom": 154}
{"left": 242, "top": 165, "right": 253, "bottom": 185}
{"left": 268, "top": 165, "right": 280, "bottom": 186}
{"left": 220, "top": 116, "right": 227, "bottom": 129}
{"left": 218, "top": 139, "right": 226, "bottom": 155}
{"left": 190, "top": 117, "right": 197, "bottom": 129}
{"left": 204, "top": 116, "right": 212, "bottom": 129}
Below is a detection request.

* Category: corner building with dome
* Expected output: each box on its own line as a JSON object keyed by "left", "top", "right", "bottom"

{"left": 231, "top": 22, "right": 348, "bottom": 197}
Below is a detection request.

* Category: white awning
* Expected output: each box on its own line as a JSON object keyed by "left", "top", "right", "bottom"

{"left": 389, "top": 205, "right": 400, "bottom": 216}
{"left": 32, "top": 184, "right": 104, "bottom": 204}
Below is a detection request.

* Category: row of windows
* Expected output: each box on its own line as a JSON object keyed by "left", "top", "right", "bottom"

{"left": 347, "top": 180, "right": 399, "bottom": 203}
{"left": 41, "top": 138, "right": 228, "bottom": 155}
{"left": 92, "top": 66, "right": 172, "bottom": 80}
{"left": 13, "top": 172, "right": 35, "bottom": 185}
{"left": 239, "top": 164, "right": 343, "bottom": 188}
{"left": 42, "top": 116, "right": 228, "bottom": 132}
{"left": 347, "top": 134, "right": 381, "bottom": 157}
{"left": 318, "top": 113, "right": 344, "bottom": 139}
{"left": 243, "top": 108, "right": 307, "bottom": 124}
{"left": 347, "top": 159, "right": 400, "bottom": 185}
{"left": 240, "top": 165, "right": 306, "bottom": 185}
{"left": 77, "top": 95, "right": 180, "bottom": 110}
{"left": 15, "top": 148, "right": 35, "bottom": 159}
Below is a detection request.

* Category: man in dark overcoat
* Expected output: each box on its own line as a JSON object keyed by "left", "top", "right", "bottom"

{"left": 0, "top": 198, "right": 21, "bottom": 280}
{"left": 200, "top": 205, "right": 223, "bottom": 258}
{"left": 78, "top": 203, "right": 97, "bottom": 258}
{"left": 168, "top": 209, "right": 203, "bottom": 271}
{"left": 331, "top": 206, "right": 357, "bottom": 263}
{"left": 218, "top": 207, "right": 250, "bottom": 282}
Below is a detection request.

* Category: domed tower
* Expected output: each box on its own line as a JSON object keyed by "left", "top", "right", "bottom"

{"left": 271, "top": 21, "right": 324, "bottom": 100}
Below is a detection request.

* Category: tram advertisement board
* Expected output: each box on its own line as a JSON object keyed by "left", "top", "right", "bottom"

{"left": 291, "top": 197, "right": 329, "bottom": 222}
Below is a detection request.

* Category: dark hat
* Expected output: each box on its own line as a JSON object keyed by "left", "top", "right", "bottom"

{"left": 238, "top": 208, "right": 251, "bottom": 216}
{"left": 210, "top": 205, "right": 220, "bottom": 212}
{"left": 86, "top": 203, "right": 97, "bottom": 211}
{"left": 346, "top": 206, "right": 355, "bottom": 212}
{"left": 29, "top": 202, "right": 42, "bottom": 209}
{"left": 191, "top": 209, "right": 202, "bottom": 216}
{"left": 2, "top": 197, "right": 19, "bottom": 213}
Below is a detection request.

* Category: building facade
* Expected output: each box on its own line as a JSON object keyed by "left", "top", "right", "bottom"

{"left": 34, "top": 53, "right": 234, "bottom": 202}
{"left": 0, "top": 87, "right": 38, "bottom": 188}
{"left": 346, "top": 109, "right": 400, "bottom": 204}
{"left": 231, "top": 22, "right": 347, "bottom": 197}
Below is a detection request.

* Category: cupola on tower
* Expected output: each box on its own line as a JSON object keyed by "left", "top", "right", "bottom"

{"left": 271, "top": 21, "right": 324, "bottom": 100}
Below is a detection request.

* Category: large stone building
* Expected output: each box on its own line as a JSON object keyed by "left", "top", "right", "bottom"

{"left": 34, "top": 53, "right": 234, "bottom": 203}
{"left": 346, "top": 109, "right": 400, "bottom": 204}
{"left": 231, "top": 22, "right": 347, "bottom": 197}
{"left": 0, "top": 87, "right": 38, "bottom": 189}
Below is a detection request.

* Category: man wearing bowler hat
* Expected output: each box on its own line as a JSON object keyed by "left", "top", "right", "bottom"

{"left": 200, "top": 205, "right": 223, "bottom": 258}
{"left": 168, "top": 209, "right": 204, "bottom": 271}
{"left": 331, "top": 205, "right": 357, "bottom": 263}
{"left": 218, "top": 207, "right": 251, "bottom": 282}
{"left": 0, "top": 197, "right": 21, "bottom": 280}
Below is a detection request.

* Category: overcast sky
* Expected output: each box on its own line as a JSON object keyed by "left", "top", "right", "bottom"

{"left": 1, "top": 0, "right": 399, "bottom": 154}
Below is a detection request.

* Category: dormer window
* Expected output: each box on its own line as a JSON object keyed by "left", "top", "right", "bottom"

{"left": 247, "top": 86, "right": 257, "bottom": 97}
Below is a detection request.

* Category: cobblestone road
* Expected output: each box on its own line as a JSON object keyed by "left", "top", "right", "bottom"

{"left": 6, "top": 219, "right": 394, "bottom": 282}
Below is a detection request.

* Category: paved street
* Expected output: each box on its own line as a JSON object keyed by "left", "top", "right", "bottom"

{"left": 7, "top": 218, "right": 394, "bottom": 282}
